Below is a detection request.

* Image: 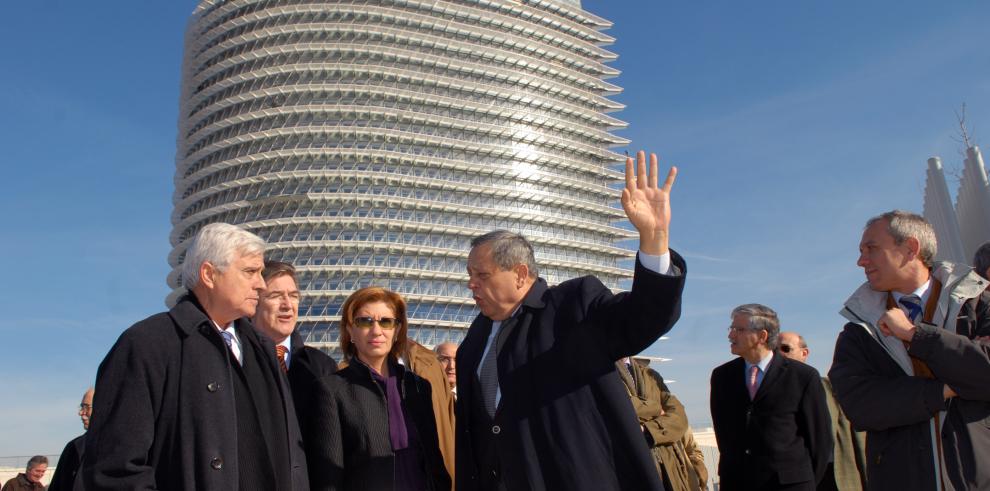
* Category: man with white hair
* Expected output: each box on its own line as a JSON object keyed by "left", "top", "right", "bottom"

{"left": 82, "top": 223, "right": 309, "bottom": 490}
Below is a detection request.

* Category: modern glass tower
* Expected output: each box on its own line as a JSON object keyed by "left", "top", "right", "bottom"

{"left": 168, "top": 0, "right": 633, "bottom": 354}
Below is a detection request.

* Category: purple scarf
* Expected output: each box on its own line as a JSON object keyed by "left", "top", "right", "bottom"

{"left": 366, "top": 360, "right": 409, "bottom": 451}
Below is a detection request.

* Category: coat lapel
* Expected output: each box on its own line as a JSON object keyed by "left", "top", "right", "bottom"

{"left": 753, "top": 353, "right": 786, "bottom": 402}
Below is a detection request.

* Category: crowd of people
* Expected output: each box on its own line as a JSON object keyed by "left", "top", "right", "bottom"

{"left": 15, "top": 150, "right": 990, "bottom": 490}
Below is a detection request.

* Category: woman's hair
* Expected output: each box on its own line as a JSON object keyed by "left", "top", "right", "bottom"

{"left": 339, "top": 286, "right": 408, "bottom": 362}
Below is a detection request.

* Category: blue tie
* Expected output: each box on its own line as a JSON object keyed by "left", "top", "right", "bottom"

{"left": 899, "top": 295, "right": 923, "bottom": 323}
{"left": 220, "top": 331, "right": 240, "bottom": 365}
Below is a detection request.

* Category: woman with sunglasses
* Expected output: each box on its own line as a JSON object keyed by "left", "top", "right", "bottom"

{"left": 307, "top": 286, "right": 451, "bottom": 491}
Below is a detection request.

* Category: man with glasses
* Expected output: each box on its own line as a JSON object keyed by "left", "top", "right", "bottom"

{"left": 779, "top": 332, "right": 867, "bottom": 491}
{"left": 710, "top": 304, "right": 831, "bottom": 490}
{"left": 253, "top": 260, "right": 338, "bottom": 434}
{"left": 48, "top": 388, "right": 94, "bottom": 490}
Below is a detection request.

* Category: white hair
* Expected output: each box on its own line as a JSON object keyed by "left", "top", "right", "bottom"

{"left": 181, "top": 223, "right": 266, "bottom": 289}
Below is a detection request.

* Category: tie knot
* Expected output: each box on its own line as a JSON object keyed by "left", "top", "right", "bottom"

{"left": 220, "top": 330, "right": 234, "bottom": 347}
{"left": 276, "top": 345, "right": 288, "bottom": 358}
{"left": 899, "top": 295, "right": 923, "bottom": 321}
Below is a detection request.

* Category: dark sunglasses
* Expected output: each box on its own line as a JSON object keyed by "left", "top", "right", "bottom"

{"left": 780, "top": 344, "right": 802, "bottom": 353}
{"left": 353, "top": 316, "right": 399, "bottom": 330}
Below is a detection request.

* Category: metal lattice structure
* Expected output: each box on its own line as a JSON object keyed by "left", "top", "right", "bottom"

{"left": 168, "top": 0, "right": 633, "bottom": 355}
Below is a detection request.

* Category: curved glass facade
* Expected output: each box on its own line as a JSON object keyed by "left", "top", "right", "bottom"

{"left": 169, "top": 0, "right": 633, "bottom": 355}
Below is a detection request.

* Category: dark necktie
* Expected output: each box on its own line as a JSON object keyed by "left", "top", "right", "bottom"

{"left": 276, "top": 345, "right": 288, "bottom": 373}
{"left": 479, "top": 316, "right": 516, "bottom": 417}
{"left": 899, "top": 295, "right": 923, "bottom": 323}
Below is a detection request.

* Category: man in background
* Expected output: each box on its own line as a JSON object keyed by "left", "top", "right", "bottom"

{"left": 711, "top": 304, "right": 831, "bottom": 490}
{"left": 435, "top": 342, "right": 458, "bottom": 399}
{"left": 252, "top": 260, "right": 337, "bottom": 433}
{"left": 779, "top": 332, "right": 866, "bottom": 491}
{"left": 2, "top": 456, "right": 48, "bottom": 491}
{"left": 973, "top": 240, "right": 990, "bottom": 280}
{"left": 48, "top": 388, "right": 94, "bottom": 491}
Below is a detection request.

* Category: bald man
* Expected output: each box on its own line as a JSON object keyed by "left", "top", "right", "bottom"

{"left": 779, "top": 332, "right": 866, "bottom": 491}
{"left": 435, "top": 342, "right": 458, "bottom": 397}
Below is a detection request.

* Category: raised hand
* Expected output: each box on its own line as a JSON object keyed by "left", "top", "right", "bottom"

{"left": 621, "top": 150, "right": 677, "bottom": 255}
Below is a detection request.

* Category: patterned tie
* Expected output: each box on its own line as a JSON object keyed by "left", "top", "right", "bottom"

{"left": 276, "top": 345, "right": 289, "bottom": 373}
{"left": 747, "top": 365, "right": 760, "bottom": 400}
{"left": 479, "top": 316, "right": 516, "bottom": 418}
{"left": 899, "top": 295, "right": 923, "bottom": 323}
{"left": 220, "top": 330, "right": 241, "bottom": 365}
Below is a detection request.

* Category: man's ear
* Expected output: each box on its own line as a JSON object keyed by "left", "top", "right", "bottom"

{"left": 904, "top": 236, "right": 922, "bottom": 260}
{"left": 513, "top": 263, "right": 530, "bottom": 288}
{"left": 200, "top": 261, "right": 217, "bottom": 289}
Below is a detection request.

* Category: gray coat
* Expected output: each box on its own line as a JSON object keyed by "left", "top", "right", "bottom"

{"left": 829, "top": 262, "right": 990, "bottom": 490}
{"left": 81, "top": 295, "right": 310, "bottom": 490}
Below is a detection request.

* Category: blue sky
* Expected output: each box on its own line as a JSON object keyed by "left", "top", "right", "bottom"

{"left": 0, "top": 1, "right": 988, "bottom": 456}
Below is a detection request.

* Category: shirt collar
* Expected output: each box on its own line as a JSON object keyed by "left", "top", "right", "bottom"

{"left": 745, "top": 351, "right": 774, "bottom": 373}
{"left": 891, "top": 278, "right": 932, "bottom": 304}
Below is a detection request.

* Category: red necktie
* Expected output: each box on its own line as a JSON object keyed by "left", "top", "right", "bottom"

{"left": 276, "top": 345, "right": 288, "bottom": 373}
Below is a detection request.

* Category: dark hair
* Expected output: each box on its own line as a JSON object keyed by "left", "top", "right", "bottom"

{"left": 339, "top": 287, "right": 408, "bottom": 362}
{"left": 974, "top": 241, "right": 990, "bottom": 280}
{"left": 262, "top": 260, "right": 297, "bottom": 284}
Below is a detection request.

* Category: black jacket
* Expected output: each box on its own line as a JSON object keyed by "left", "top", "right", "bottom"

{"left": 48, "top": 434, "right": 84, "bottom": 491}
{"left": 307, "top": 359, "right": 451, "bottom": 491}
{"left": 81, "top": 295, "right": 309, "bottom": 490}
{"left": 830, "top": 264, "right": 990, "bottom": 491}
{"left": 710, "top": 353, "right": 832, "bottom": 490}
{"left": 455, "top": 252, "right": 686, "bottom": 491}
{"left": 287, "top": 330, "right": 338, "bottom": 434}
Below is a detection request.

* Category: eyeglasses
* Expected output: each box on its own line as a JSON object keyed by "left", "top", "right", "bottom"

{"left": 353, "top": 316, "right": 399, "bottom": 330}
{"left": 437, "top": 355, "right": 455, "bottom": 365}
{"left": 79, "top": 403, "right": 92, "bottom": 411}
{"left": 780, "top": 344, "right": 805, "bottom": 354}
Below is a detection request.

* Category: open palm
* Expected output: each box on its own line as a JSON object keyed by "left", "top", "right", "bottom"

{"left": 621, "top": 151, "right": 677, "bottom": 255}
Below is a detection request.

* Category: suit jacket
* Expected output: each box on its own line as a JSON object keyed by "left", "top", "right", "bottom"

{"left": 455, "top": 252, "right": 686, "bottom": 491}
{"left": 287, "top": 330, "right": 338, "bottom": 435}
{"left": 710, "top": 353, "right": 831, "bottom": 490}
{"left": 81, "top": 294, "right": 309, "bottom": 490}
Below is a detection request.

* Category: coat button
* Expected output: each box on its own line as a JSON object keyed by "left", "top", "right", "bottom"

{"left": 491, "top": 425, "right": 501, "bottom": 435}
{"left": 210, "top": 457, "right": 223, "bottom": 470}
{"left": 207, "top": 382, "right": 220, "bottom": 392}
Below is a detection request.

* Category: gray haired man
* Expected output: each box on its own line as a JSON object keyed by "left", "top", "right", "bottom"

{"left": 830, "top": 210, "right": 990, "bottom": 490}
{"left": 82, "top": 223, "right": 309, "bottom": 490}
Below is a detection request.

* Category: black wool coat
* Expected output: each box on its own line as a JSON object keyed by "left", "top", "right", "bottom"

{"left": 81, "top": 295, "right": 310, "bottom": 490}
{"left": 710, "top": 353, "right": 832, "bottom": 490}
{"left": 455, "top": 252, "right": 687, "bottom": 491}
{"left": 307, "top": 359, "right": 451, "bottom": 491}
{"left": 287, "top": 330, "right": 338, "bottom": 434}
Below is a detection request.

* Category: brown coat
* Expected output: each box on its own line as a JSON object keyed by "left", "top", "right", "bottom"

{"left": 406, "top": 340, "right": 456, "bottom": 489}
{"left": 682, "top": 428, "right": 709, "bottom": 491}
{"left": 617, "top": 360, "right": 698, "bottom": 491}
{"left": 821, "top": 377, "right": 867, "bottom": 491}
